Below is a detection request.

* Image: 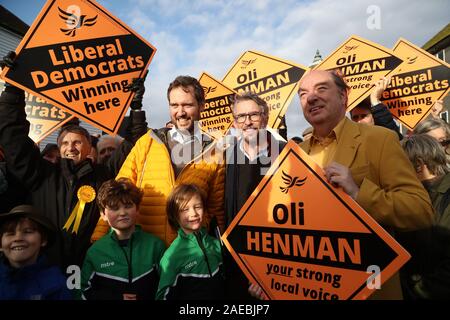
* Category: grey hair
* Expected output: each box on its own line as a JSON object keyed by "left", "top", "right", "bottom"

{"left": 401, "top": 133, "right": 449, "bottom": 177}
{"left": 413, "top": 118, "right": 450, "bottom": 138}
{"left": 230, "top": 91, "right": 269, "bottom": 117}
{"left": 97, "top": 135, "right": 122, "bottom": 147}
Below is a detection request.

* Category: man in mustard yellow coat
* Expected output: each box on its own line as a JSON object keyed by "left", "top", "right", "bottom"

{"left": 298, "top": 70, "right": 434, "bottom": 299}
{"left": 91, "top": 76, "right": 224, "bottom": 246}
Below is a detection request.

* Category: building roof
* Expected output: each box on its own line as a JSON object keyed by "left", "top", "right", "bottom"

{"left": 0, "top": 5, "right": 29, "bottom": 36}
{"left": 422, "top": 23, "right": 450, "bottom": 53}
{"left": 309, "top": 49, "right": 323, "bottom": 68}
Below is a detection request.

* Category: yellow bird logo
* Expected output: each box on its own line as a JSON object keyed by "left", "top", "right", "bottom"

{"left": 280, "top": 171, "right": 307, "bottom": 194}
{"left": 58, "top": 7, "right": 98, "bottom": 37}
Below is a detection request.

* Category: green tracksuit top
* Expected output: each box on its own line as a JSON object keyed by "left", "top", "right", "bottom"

{"left": 156, "top": 227, "right": 225, "bottom": 300}
{"left": 80, "top": 225, "right": 165, "bottom": 300}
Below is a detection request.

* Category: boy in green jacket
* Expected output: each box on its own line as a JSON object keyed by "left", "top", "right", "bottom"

{"left": 156, "top": 184, "right": 225, "bottom": 300}
{"left": 80, "top": 178, "right": 165, "bottom": 300}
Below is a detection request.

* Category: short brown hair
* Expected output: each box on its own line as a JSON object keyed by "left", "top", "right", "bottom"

{"left": 167, "top": 76, "right": 205, "bottom": 106}
{"left": 166, "top": 184, "right": 206, "bottom": 230}
{"left": 97, "top": 178, "right": 143, "bottom": 212}
{"left": 0, "top": 217, "right": 49, "bottom": 248}
{"left": 351, "top": 97, "right": 371, "bottom": 116}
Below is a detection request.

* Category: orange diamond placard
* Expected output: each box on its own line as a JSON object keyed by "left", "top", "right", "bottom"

{"left": 222, "top": 50, "right": 308, "bottom": 129}
{"left": 314, "top": 35, "right": 403, "bottom": 111}
{"left": 0, "top": 0, "right": 156, "bottom": 134}
{"left": 222, "top": 140, "right": 410, "bottom": 300}
{"left": 198, "top": 72, "right": 235, "bottom": 140}
{"left": 0, "top": 79, "right": 73, "bottom": 143}
{"left": 381, "top": 38, "right": 450, "bottom": 130}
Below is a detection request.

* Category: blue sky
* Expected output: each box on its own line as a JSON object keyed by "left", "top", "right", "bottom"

{"left": 2, "top": 0, "right": 449, "bottom": 136}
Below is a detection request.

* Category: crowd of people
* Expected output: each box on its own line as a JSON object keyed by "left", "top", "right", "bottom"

{"left": 0, "top": 50, "right": 449, "bottom": 300}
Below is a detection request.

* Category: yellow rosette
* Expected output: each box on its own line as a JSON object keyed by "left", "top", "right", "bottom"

{"left": 63, "top": 185, "right": 96, "bottom": 234}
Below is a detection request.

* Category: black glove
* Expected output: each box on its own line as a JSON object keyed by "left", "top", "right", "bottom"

{"left": 126, "top": 70, "right": 148, "bottom": 110}
{"left": 0, "top": 51, "right": 23, "bottom": 94}
{"left": 0, "top": 51, "right": 16, "bottom": 70}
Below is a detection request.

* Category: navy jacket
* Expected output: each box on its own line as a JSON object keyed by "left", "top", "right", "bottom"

{"left": 0, "top": 255, "right": 72, "bottom": 300}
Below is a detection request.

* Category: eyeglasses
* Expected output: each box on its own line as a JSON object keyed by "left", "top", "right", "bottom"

{"left": 439, "top": 139, "right": 450, "bottom": 155}
{"left": 234, "top": 112, "right": 263, "bottom": 124}
{"left": 439, "top": 139, "right": 450, "bottom": 147}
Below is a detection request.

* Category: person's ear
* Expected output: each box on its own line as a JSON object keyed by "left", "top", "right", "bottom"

{"left": 40, "top": 236, "right": 48, "bottom": 248}
{"left": 340, "top": 89, "right": 348, "bottom": 109}
{"left": 415, "top": 159, "right": 425, "bottom": 174}
{"left": 100, "top": 211, "right": 108, "bottom": 222}
{"left": 262, "top": 114, "right": 269, "bottom": 128}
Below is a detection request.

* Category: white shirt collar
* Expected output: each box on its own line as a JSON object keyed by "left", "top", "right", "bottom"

{"left": 168, "top": 127, "right": 203, "bottom": 145}
{"left": 238, "top": 138, "right": 269, "bottom": 161}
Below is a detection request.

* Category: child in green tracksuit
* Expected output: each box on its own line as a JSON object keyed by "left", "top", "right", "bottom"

{"left": 80, "top": 178, "right": 165, "bottom": 300}
{"left": 156, "top": 184, "right": 225, "bottom": 300}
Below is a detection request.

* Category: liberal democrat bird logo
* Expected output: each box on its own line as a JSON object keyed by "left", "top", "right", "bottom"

{"left": 279, "top": 170, "right": 307, "bottom": 194}
{"left": 240, "top": 58, "right": 257, "bottom": 69}
{"left": 202, "top": 86, "right": 217, "bottom": 95}
{"left": 58, "top": 7, "right": 98, "bottom": 37}
{"left": 406, "top": 56, "right": 418, "bottom": 64}
{"left": 343, "top": 45, "right": 358, "bottom": 53}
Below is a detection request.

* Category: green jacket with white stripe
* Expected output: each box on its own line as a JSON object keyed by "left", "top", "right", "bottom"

{"left": 156, "top": 227, "right": 225, "bottom": 300}
{"left": 80, "top": 225, "right": 165, "bottom": 300}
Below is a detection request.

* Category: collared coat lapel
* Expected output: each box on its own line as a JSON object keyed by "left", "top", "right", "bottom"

{"left": 300, "top": 117, "right": 362, "bottom": 169}
{"left": 333, "top": 118, "right": 362, "bottom": 168}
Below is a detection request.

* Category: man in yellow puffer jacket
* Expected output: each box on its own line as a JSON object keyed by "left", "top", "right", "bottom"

{"left": 91, "top": 76, "right": 225, "bottom": 246}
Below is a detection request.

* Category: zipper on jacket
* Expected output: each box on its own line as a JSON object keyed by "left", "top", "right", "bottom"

{"left": 66, "top": 178, "right": 76, "bottom": 218}
{"left": 165, "top": 131, "right": 216, "bottom": 183}
{"left": 177, "top": 140, "right": 217, "bottom": 181}
{"left": 119, "top": 237, "right": 134, "bottom": 283}
{"left": 194, "top": 232, "right": 212, "bottom": 277}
